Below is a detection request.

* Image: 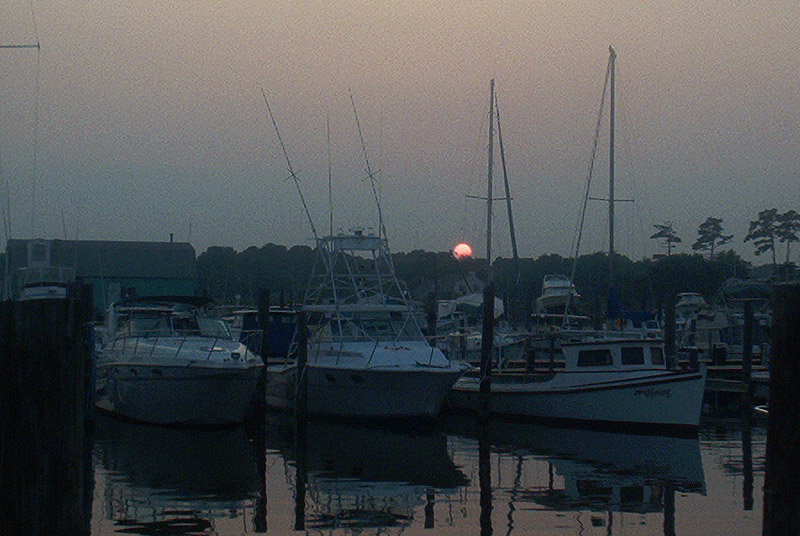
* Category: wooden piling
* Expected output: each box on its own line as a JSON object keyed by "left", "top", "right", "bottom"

{"left": 763, "top": 283, "right": 800, "bottom": 536}
{"left": 0, "top": 289, "right": 92, "bottom": 536}
{"left": 664, "top": 288, "right": 676, "bottom": 367}
{"left": 479, "top": 283, "right": 495, "bottom": 416}
{"left": 742, "top": 300, "right": 753, "bottom": 396}
{"left": 425, "top": 291, "right": 437, "bottom": 341}
{"left": 257, "top": 289, "right": 271, "bottom": 361}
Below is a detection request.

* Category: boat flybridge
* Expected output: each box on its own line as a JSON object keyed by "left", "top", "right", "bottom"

{"left": 265, "top": 230, "right": 468, "bottom": 419}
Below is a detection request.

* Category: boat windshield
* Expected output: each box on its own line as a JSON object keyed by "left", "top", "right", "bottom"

{"left": 325, "top": 311, "right": 424, "bottom": 342}
{"left": 196, "top": 316, "right": 232, "bottom": 339}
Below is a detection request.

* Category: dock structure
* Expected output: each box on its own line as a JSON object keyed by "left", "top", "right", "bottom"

{"left": 0, "top": 285, "right": 93, "bottom": 536}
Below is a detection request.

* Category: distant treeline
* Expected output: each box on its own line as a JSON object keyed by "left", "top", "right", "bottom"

{"left": 198, "top": 243, "right": 763, "bottom": 315}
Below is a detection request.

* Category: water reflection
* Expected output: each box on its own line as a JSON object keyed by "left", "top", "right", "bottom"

{"left": 93, "top": 414, "right": 260, "bottom": 533}
{"left": 448, "top": 417, "right": 706, "bottom": 535}
{"left": 90, "top": 412, "right": 765, "bottom": 536}
{"left": 265, "top": 415, "right": 469, "bottom": 531}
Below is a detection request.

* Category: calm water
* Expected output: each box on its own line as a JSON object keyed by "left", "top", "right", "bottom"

{"left": 90, "top": 413, "right": 765, "bottom": 535}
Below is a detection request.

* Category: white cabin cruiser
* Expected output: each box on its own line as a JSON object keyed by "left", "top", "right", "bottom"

{"left": 448, "top": 337, "right": 706, "bottom": 433}
{"left": 265, "top": 231, "right": 468, "bottom": 419}
{"left": 95, "top": 296, "right": 264, "bottom": 426}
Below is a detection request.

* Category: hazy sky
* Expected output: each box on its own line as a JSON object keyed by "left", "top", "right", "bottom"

{"left": 1, "top": 1, "right": 798, "bottom": 263}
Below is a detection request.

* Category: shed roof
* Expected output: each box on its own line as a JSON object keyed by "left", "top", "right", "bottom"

{"left": 5, "top": 239, "right": 198, "bottom": 279}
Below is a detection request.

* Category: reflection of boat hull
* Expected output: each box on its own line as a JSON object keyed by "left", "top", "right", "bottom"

{"left": 93, "top": 415, "right": 260, "bottom": 525}
{"left": 96, "top": 363, "right": 263, "bottom": 425}
{"left": 265, "top": 363, "right": 464, "bottom": 418}
{"left": 448, "top": 369, "right": 706, "bottom": 431}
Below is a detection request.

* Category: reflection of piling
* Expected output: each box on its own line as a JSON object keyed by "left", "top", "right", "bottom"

{"left": 294, "top": 310, "right": 309, "bottom": 530}
{"left": 478, "top": 423, "right": 493, "bottom": 536}
{"left": 479, "top": 284, "right": 495, "bottom": 416}
{"left": 743, "top": 410, "right": 754, "bottom": 511}
{"left": 763, "top": 283, "right": 800, "bottom": 536}
{"left": 424, "top": 492, "right": 435, "bottom": 529}
{"left": 663, "top": 483, "right": 676, "bottom": 536}
{"left": 0, "top": 285, "right": 93, "bottom": 535}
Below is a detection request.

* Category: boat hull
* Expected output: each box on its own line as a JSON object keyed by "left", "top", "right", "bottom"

{"left": 96, "top": 363, "right": 263, "bottom": 426}
{"left": 448, "top": 369, "right": 706, "bottom": 432}
{"left": 266, "top": 364, "right": 465, "bottom": 418}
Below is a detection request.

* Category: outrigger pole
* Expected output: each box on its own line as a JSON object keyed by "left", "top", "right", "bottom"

{"left": 260, "top": 88, "right": 319, "bottom": 240}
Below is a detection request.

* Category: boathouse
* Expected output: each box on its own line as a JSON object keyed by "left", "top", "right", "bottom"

{"left": 0, "top": 238, "right": 199, "bottom": 315}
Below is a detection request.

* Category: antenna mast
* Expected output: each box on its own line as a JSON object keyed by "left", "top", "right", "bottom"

{"left": 327, "top": 115, "right": 333, "bottom": 237}
{"left": 608, "top": 45, "right": 616, "bottom": 284}
{"left": 261, "top": 89, "right": 318, "bottom": 240}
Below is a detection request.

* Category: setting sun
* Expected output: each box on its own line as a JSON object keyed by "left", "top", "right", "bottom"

{"left": 453, "top": 242, "right": 473, "bottom": 259}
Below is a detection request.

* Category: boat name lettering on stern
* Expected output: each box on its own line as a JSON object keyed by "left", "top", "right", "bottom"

{"left": 633, "top": 387, "right": 671, "bottom": 398}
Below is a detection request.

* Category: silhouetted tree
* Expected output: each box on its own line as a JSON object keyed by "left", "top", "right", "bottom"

{"left": 745, "top": 208, "right": 780, "bottom": 274}
{"left": 776, "top": 209, "right": 800, "bottom": 266}
{"left": 650, "top": 221, "right": 682, "bottom": 256}
{"left": 692, "top": 217, "right": 733, "bottom": 259}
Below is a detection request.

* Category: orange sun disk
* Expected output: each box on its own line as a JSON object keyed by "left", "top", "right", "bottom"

{"left": 453, "top": 242, "right": 473, "bottom": 259}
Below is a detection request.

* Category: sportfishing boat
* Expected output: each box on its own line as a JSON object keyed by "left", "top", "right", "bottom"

{"left": 535, "top": 274, "right": 581, "bottom": 313}
{"left": 265, "top": 231, "right": 468, "bottom": 418}
{"left": 448, "top": 337, "right": 706, "bottom": 432}
{"left": 95, "top": 296, "right": 264, "bottom": 426}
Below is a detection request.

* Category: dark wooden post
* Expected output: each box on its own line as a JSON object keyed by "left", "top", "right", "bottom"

{"left": 664, "top": 288, "right": 676, "bottom": 368}
{"left": 763, "top": 283, "right": 800, "bottom": 536}
{"left": 742, "top": 300, "right": 754, "bottom": 400}
{"left": 479, "top": 283, "right": 495, "bottom": 416}
{"left": 257, "top": 289, "right": 271, "bottom": 362}
{"left": 425, "top": 291, "right": 437, "bottom": 341}
{"left": 0, "top": 291, "right": 92, "bottom": 536}
{"left": 548, "top": 331, "right": 555, "bottom": 373}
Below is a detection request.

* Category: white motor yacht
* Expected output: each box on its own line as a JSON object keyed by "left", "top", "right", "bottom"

{"left": 95, "top": 297, "right": 264, "bottom": 425}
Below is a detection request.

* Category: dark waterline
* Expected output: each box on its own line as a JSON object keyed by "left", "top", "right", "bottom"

{"left": 89, "top": 413, "right": 765, "bottom": 535}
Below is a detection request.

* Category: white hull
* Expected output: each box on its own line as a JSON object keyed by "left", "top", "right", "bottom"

{"left": 266, "top": 363, "right": 464, "bottom": 418}
{"left": 96, "top": 363, "right": 263, "bottom": 425}
{"left": 448, "top": 369, "right": 706, "bottom": 430}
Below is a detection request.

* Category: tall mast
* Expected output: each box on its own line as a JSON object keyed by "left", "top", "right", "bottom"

{"left": 486, "top": 79, "right": 495, "bottom": 284}
{"left": 608, "top": 46, "right": 616, "bottom": 285}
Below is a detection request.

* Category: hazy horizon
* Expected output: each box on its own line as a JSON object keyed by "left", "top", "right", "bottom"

{"left": 2, "top": 1, "right": 798, "bottom": 265}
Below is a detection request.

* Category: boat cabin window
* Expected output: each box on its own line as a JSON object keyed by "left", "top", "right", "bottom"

{"left": 650, "top": 347, "right": 664, "bottom": 365}
{"left": 128, "top": 316, "right": 171, "bottom": 337}
{"left": 621, "top": 346, "right": 645, "bottom": 365}
{"left": 576, "top": 348, "right": 613, "bottom": 367}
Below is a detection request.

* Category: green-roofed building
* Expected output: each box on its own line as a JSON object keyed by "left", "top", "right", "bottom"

{"left": 1, "top": 238, "right": 199, "bottom": 316}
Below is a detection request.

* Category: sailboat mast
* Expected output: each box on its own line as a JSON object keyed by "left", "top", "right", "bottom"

{"left": 608, "top": 46, "right": 616, "bottom": 285}
{"left": 486, "top": 79, "right": 495, "bottom": 284}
